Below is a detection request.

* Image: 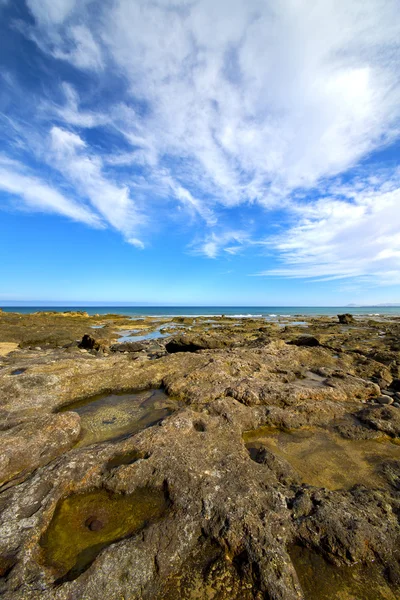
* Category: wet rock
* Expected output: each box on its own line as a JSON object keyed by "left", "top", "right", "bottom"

{"left": 110, "top": 341, "right": 146, "bottom": 353}
{"left": 288, "top": 335, "right": 320, "bottom": 347}
{"left": 379, "top": 460, "right": 400, "bottom": 491}
{"left": 246, "top": 444, "right": 300, "bottom": 486}
{"left": 338, "top": 313, "right": 355, "bottom": 324}
{"left": 391, "top": 379, "right": 400, "bottom": 392}
{"left": 0, "top": 554, "right": 17, "bottom": 578}
{"left": 357, "top": 405, "right": 400, "bottom": 437}
{"left": 165, "top": 335, "right": 230, "bottom": 353}
{"left": 376, "top": 395, "right": 394, "bottom": 405}
{"left": 78, "top": 334, "right": 108, "bottom": 353}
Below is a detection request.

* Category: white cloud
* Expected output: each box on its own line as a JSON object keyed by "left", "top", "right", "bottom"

{"left": 127, "top": 238, "right": 145, "bottom": 250}
{"left": 0, "top": 156, "right": 102, "bottom": 227}
{"left": 26, "top": 0, "right": 77, "bottom": 25}
{"left": 53, "top": 25, "right": 104, "bottom": 71}
{"left": 194, "top": 230, "right": 250, "bottom": 259}
{"left": 49, "top": 83, "right": 107, "bottom": 128}
{"left": 98, "top": 0, "right": 400, "bottom": 203}
{"left": 23, "top": 0, "right": 400, "bottom": 206}
{"left": 257, "top": 170, "right": 400, "bottom": 282}
{"left": 49, "top": 126, "right": 143, "bottom": 242}
{"left": 8, "top": 0, "right": 400, "bottom": 278}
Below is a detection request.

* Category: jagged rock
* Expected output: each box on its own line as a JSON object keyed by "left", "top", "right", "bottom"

{"left": 288, "top": 335, "right": 320, "bottom": 347}
{"left": 338, "top": 313, "right": 355, "bottom": 324}
{"left": 0, "top": 311, "right": 400, "bottom": 598}
{"left": 165, "top": 335, "right": 230, "bottom": 353}
{"left": 78, "top": 334, "right": 108, "bottom": 353}
{"left": 356, "top": 405, "right": 400, "bottom": 436}
{"left": 110, "top": 341, "right": 146, "bottom": 353}
{"left": 391, "top": 379, "right": 400, "bottom": 391}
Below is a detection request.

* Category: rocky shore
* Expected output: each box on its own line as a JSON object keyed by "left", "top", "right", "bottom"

{"left": 0, "top": 310, "right": 399, "bottom": 599}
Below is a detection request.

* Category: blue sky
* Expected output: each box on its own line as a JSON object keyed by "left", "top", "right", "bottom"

{"left": 0, "top": 0, "right": 400, "bottom": 305}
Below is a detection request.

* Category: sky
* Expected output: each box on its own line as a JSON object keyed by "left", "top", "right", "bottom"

{"left": 0, "top": 0, "right": 400, "bottom": 306}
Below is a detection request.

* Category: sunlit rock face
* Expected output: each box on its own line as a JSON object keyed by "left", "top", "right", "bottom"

{"left": 0, "top": 311, "right": 399, "bottom": 598}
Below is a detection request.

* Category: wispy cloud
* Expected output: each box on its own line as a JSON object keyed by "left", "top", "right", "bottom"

{"left": 256, "top": 169, "right": 400, "bottom": 282}
{"left": 25, "top": 0, "right": 79, "bottom": 25}
{"left": 0, "top": 156, "right": 102, "bottom": 226}
{"left": 49, "top": 126, "right": 143, "bottom": 241}
{"left": 193, "top": 230, "right": 250, "bottom": 259}
{"left": 1, "top": 0, "right": 400, "bottom": 277}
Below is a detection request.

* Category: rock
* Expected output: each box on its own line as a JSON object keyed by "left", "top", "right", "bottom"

{"left": 357, "top": 405, "right": 400, "bottom": 436}
{"left": 110, "top": 341, "right": 146, "bottom": 353}
{"left": 78, "top": 334, "right": 108, "bottom": 353}
{"left": 288, "top": 335, "right": 320, "bottom": 347}
{"left": 1, "top": 311, "right": 400, "bottom": 598}
{"left": 393, "top": 402, "right": 400, "bottom": 408}
{"left": 338, "top": 313, "right": 355, "bottom": 324}
{"left": 0, "top": 412, "right": 80, "bottom": 488}
{"left": 380, "top": 389, "right": 394, "bottom": 396}
{"left": 391, "top": 379, "right": 400, "bottom": 391}
{"left": 376, "top": 395, "right": 394, "bottom": 405}
{"left": 165, "top": 335, "right": 230, "bottom": 353}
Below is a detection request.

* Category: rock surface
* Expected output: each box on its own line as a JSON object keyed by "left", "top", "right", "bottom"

{"left": 0, "top": 310, "right": 399, "bottom": 599}
{"left": 338, "top": 313, "right": 355, "bottom": 324}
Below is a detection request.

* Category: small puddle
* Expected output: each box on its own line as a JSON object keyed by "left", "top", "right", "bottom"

{"left": 290, "top": 544, "right": 398, "bottom": 600}
{"left": 40, "top": 487, "right": 167, "bottom": 581}
{"left": 10, "top": 368, "right": 26, "bottom": 376}
{"left": 278, "top": 321, "right": 308, "bottom": 328}
{"left": 58, "top": 389, "right": 179, "bottom": 447}
{"left": 243, "top": 426, "right": 400, "bottom": 490}
{"left": 118, "top": 328, "right": 168, "bottom": 342}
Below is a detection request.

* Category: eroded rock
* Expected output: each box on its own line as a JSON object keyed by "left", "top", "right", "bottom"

{"left": 338, "top": 313, "right": 355, "bottom": 324}
{"left": 0, "top": 413, "right": 80, "bottom": 488}
{"left": 0, "top": 311, "right": 399, "bottom": 599}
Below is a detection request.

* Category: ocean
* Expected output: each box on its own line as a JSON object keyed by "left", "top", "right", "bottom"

{"left": 1, "top": 306, "right": 400, "bottom": 317}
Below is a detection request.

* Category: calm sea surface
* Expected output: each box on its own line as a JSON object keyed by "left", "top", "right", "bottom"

{"left": 2, "top": 306, "right": 400, "bottom": 317}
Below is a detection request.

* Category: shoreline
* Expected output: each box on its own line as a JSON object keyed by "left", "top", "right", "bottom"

{"left": 2, "top": 305, "right": 400, "bottom": 318}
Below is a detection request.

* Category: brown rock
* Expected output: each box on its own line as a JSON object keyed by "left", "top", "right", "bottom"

{"left": 338, "top": 313, "right": 355, "bottom": 324}
{"left": 78, "top": 334, "right": 108, "bottom": 353}
{"left": 0, "top": 412, "right": 80, "bottom": 487}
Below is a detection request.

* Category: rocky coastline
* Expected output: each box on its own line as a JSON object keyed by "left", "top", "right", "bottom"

{"left": 0, "top": 309, "right": 399, "bottom": 599}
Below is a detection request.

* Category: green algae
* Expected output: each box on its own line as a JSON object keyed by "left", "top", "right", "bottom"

{"left": 40, "top": 487, "right": 167, "bottom": 580}
{"left": 290, "top": 544, "right": 399, "bottom": 600}
{"left": 244, "top": 426, "right": 400, "bottom": 490}
{"left": 58, "top": 389, "right": 179, "bottom": 447}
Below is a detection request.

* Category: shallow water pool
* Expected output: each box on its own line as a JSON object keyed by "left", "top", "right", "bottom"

{"left": 59, "top": 389, "right": 179, "bottom": 446}
{"left": 244, "top": 426, "right": 400, "bottom": 490}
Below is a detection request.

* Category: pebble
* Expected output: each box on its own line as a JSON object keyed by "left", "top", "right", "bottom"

{"left": 393, "top": 402, "right": 400, "bottom": 408}
{"left": 376, "top": 395, "right": 394, "bottom": 405}
{"left": 380, "top": 389, "right": 394, "bottom": 396}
